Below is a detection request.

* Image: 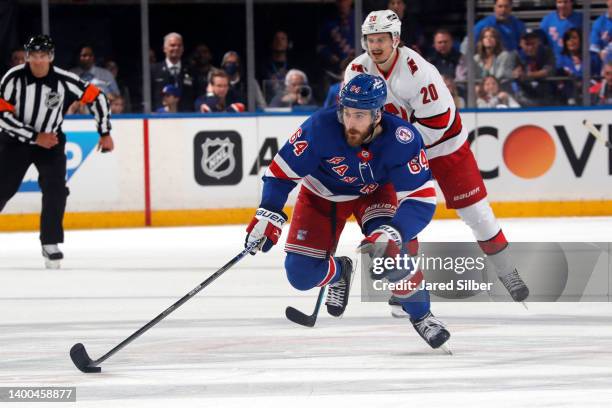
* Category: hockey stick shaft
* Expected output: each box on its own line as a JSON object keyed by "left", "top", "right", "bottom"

{"left": 582, "top": 120, "right": 612, "bottom": 149}
{"left": 75, "top": 240, "right": 260, "bottom": 369}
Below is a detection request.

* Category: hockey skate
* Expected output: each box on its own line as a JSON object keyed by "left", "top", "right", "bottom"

{"left": 42, "top": 244, "right": 63, "bottom": 269}
{"left": 411, "top": 311, "right": 452, "bottom": 353}
{"left": 325, "top": 256, "right": 354, "bottom": 317}
{"left": 499, "top": 269, "right": 529, "bottom": 303}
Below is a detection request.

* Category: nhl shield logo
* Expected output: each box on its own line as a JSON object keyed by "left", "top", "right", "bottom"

{"left": 201, "top": 137, "right": 236, "bottom": 179}
{"left": 45, "top": 91, "right": 62, "bottom": 109}
{"left": 194, "top": 131, "right": 243, "bottom": 186}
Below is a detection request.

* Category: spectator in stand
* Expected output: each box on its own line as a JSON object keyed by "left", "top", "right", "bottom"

{"left": 149, "top": 48, "right": 157, "bottom": 64}
{"left": 71, "top": 44, "right": 119, "bottom": 97}
{"left": 260, "top": 31, "right": 292, "bottom": 83}
{"left": 151, "top": 32, "right": 195, "bottom": 112}
{"left": 458, "top": 27, "right": 516, "bottom": 84}
{"left": 513, "top": 29, "right": 556, "bottom": 106}
{"left": 474, "top": 0, "right": 525, "bottom": 52}
{"left": 540, "top": 0, "right": 583, "bottom": 61}
{"left": 109, "top": 95, "right": 126, "bottom": 114}
{"left": 427, "top": 29, "right": 462, "bottom": 79}
{"left": 558, "top": 28, "right": 602, "bottom": 77}
{"left": 104, "top": 59, "right": 131, "bottom": 113}
{"left": 221, "top": 51, "right": 246, "bottom": 105}
{"left": 387, "top": 0, "right": 427, "bottom": 54}
{"left": 477, "top": 75, "right": 520, "bottom": 108}
{"left": 556, "top": 28, "right": 602, "bottom": 104}
{"left": 589, "top": 0, "right": 612, "bottom": 63}
{"left": 189, "top": 43, "right": 217, "bottom": 100}
{"left": 442, "top": 75, "right": 466, "bottom": 109}
{"left": 258, "top": 30, "right": 298, "bottom": 103}
{"left": 9, "top": 48, "right": 26, "bottom": 68}
{"left": 317, "top": 0, "right": 355, "bottom": 76}
{"left": 194, "top": 70, "right": 245, "bottom": 113}
{"left": 156, "top": 84, "right": 181, "bottom": 113}
{"left": 270, "top": 69, "right": 313, "bottom": 108}
{"left": 591, "top": 61, "right": 612, "bottom": 105}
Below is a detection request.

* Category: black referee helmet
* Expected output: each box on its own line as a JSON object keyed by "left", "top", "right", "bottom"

{"left": 25, "top": 35, "right": 55, "bottom": 54}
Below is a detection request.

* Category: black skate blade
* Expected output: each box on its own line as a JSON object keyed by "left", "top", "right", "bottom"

{"left": 285, "top": 306, "right": 316, "bottom": 327}
{"left": 70, "top": 343, "right": 102, "bottom": 373}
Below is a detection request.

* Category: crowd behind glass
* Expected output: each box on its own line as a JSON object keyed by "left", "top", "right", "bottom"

{"left": 4, "top": 0, "right": 612, "bottom": 113}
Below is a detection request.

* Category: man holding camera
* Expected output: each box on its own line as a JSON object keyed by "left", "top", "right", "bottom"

{"left": 270, "top": 69, "right": 313, "bottom": 108}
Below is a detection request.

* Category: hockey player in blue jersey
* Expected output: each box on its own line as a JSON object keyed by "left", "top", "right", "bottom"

{"left": 244, "top": 73, "right": 450, "bottom": 350}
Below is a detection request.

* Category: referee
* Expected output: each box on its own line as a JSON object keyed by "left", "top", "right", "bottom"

{"left": 0, "top": 35, "right": 114, "bottom": 269}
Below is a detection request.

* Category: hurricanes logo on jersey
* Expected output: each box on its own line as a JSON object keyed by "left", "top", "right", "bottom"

{"left": 351, "top": 64, "right": 365, "bottom": 73}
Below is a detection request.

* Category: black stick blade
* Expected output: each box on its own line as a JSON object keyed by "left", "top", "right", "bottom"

{"left": 70, "top": 343, "right": 102, "bottom": 373}
{"left": 285, "top": 306, "right": 316, "bottom": 327}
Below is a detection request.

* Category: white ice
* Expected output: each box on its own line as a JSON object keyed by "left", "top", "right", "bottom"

{"left": 1, "top": 217, "right": 612, "bottom": 408}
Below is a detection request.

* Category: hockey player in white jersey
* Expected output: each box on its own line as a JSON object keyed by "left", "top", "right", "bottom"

{"left": 345, "top": 10, "right": 529, "bottom": 316}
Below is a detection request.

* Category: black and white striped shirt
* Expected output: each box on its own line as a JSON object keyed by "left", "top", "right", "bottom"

{"left": 0, "top": 63, "right": 111, "bottom": 144}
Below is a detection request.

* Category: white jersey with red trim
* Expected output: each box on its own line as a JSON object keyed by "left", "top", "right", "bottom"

{"left": 344, "top": 46, "right": 467, "bottom": 159}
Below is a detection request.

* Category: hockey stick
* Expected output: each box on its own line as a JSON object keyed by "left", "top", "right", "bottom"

{"left": 69, "top": 239, "right": 262, "bottom": 373}
{"left": 285, "top": 286, "right": 326, "bottom": 327}
{"left": 582, "top": 120, "right": 612, "bottom": 149}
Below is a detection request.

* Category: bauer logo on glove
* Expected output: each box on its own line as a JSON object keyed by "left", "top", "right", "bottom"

{"left": 245, "top": 208, "right": 288, "bottom": 254}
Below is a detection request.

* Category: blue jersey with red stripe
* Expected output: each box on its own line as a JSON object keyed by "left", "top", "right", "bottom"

{"left": 261, "top": 107, "right": 436, "bottom": 242}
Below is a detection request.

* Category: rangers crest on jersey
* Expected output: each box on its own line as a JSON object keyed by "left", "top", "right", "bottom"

{"left": 395, "top": 126, "right": 414, "bottom": 144}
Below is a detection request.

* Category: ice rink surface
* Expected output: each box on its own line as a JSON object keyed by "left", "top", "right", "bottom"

{"left": 1, "top": 217, "right": 612, "bottom": 408}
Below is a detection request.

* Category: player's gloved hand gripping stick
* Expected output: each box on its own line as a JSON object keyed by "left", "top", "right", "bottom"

{"left": 245, "top": 208, "right": 288, "bottom": 254}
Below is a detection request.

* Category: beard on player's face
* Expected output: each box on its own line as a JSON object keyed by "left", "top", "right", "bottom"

{"left": 344, "top": 126, "right": 370, "bottom": 147}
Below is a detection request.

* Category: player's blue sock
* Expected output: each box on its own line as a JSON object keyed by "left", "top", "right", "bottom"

{"left": 285, "top": 252, "right": 340, "bottom": 290}
{"left": 398, "top": 288, "right": 430, "bottom": 321}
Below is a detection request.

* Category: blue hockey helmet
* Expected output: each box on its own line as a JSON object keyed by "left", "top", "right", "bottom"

{"left": 339, "top": 73, "right": 387, "bottom": 111}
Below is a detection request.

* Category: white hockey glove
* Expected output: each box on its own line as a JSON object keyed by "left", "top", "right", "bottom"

{"left": 358, "top": 224, "right": 404, "bottom": 280}
{"left": 245, "top": 208, "right": 288, "bottom": 254}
